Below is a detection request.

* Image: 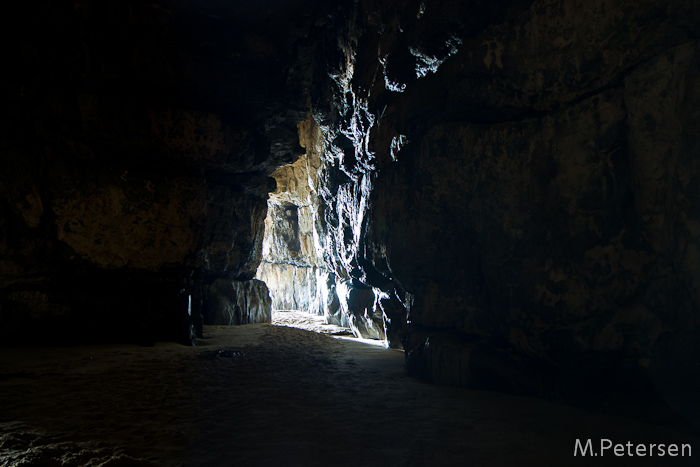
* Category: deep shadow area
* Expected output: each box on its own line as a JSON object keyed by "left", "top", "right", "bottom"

{"left": 1, "top": 325, "right": 698, "bottom": 466}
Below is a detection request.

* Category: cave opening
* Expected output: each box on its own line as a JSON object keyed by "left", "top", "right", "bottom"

{"left": 254, "top": 128, "right": 356, "bottom": 339}
{"left": 253, "top": 116, "right": 395, "bottom": 347}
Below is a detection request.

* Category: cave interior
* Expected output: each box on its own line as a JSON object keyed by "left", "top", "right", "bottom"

{"left": 2, "top": 0, "right": 700, "bottom": 444}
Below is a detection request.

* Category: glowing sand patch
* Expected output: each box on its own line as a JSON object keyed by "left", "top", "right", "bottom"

{"left": 333, "top": 334, "right": 388, "bottom": 347}
{"left": 271, "top": 310, "right": 353, "bottom": 336}
{"left": 272, "top": 310, "right": 388, "bottom": 347}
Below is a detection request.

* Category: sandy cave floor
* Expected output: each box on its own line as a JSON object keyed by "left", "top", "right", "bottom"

{"left": 1, "top": 323, "right": 698, "bottom": 467}
{"left": 270, "top": 310, "right": 354, "bottom": 337}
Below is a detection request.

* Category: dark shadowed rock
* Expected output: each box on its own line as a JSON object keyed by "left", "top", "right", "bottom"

{"left": 0, "top": 0, "right": 327, "bottom": 344}
{"left": 302, "top": 0, "right": 700, "bottom": 425}
{"left": 203, "top": 279, "right": 271, "bottom": 326}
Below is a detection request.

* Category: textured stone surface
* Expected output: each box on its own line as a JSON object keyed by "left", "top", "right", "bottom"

{"left": 0, "top": 0, "right": 323, "bottom": 344}
{"left": 257, "top": 262, "right": 335, "bottom": 315}
{"left": 301, "top": 0, "right": 700, "bottom": 416}
{"left": 384, "top": 4, "right": 700, "bottom": 403}
{"left": 336, "top": 281, "right": 385, "bottom": 341}
{"left": 255, "top": 115, "right": 340, "bottom": 321}
{"left": 203, "top": 279, "right": 271, "bottom": 326}
{"left": 257, "top": 114, "right": 389, "bottom": 339}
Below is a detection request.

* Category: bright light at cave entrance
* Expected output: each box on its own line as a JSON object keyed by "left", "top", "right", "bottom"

{"left": 255, "top": 114, "right": 390, "bottom": 348}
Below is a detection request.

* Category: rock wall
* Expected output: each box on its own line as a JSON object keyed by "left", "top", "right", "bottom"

{"left": 255, "top": 116, "right": 347, "bottom": 326}
{"left": 257, "top": 113, "right": 393, "bottom": 340}
{"left": 306, "top": 0, "right": 700, "bottom": 416}
{"left": 203, "top": 279, "right": 271, "bottom": 326}
{"left": 0, "top": 0, "right": 325, "bottom": 345}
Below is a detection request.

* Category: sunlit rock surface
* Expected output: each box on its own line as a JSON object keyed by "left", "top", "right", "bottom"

{"left": 257, "top": 115, "right": 390, "bottom": 340}
{"left": 336, "top": 281, "right": 385, "bottom": 341}
{"left": 303, "top": 0, "right": 700, "bottom": 420}
{"left": 255, "top": 116, "right": 342, "bottom": 321}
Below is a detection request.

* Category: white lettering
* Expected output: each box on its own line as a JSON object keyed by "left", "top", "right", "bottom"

{"left": 636, "top": 444, "right": 646, "bottom": 456}
{"left": 577, "top": 440, "right": 691, "bottom": 458}
{"left": 574, "top": 439, "right": 594, "bottom": 456}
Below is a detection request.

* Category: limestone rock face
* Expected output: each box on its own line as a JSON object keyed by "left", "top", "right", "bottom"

{"left": 305, "top": 0, "right": 700, "bottom": 411}
{"left": 256, "top": 262, "right": 337, "bottom": 317}
{"left": 257, "top": 114, "right": 391, "bottom": 340}
{"left": 255, "top": 116, "right": 345, "bottom": 326}
{"left": 203, "top": 279, "right": 271, "bottom": 326}
{"left": 336, "top": 281, "right": 385, "bottom": 341}
{"left": 0, "top": 0, "right": 324, "bottom": 344}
